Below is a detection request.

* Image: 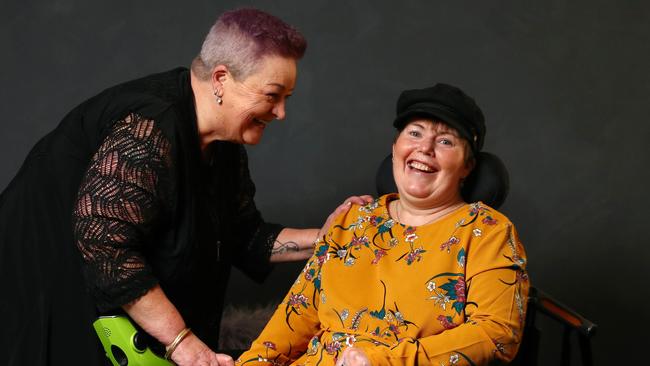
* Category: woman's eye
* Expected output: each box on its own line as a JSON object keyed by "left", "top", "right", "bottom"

{"left": 408, "top": 130, "right": 421, "bottom": 137}
{"left": 438, "top": 138, "right": 452, "bottom": 145}
{"left": 266, "top": 93, "right": 280, "bottom": 102}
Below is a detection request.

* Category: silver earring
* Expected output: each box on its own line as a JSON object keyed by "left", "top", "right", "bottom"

{"left": 213, "top": 89, "right": 223, "bottom": 105}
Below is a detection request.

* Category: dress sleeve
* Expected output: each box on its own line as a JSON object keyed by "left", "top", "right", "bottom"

{"left": 235, "top": 242, "right": 326, "bottom": 365}
{"left": 72, "top": 113, "right": 173, "bottom": 312}
{"left": 364, "top": 223, "right": 529, "bottom": 366}
{"left": 229, "top": 146, "right": 284, "bottom": 282}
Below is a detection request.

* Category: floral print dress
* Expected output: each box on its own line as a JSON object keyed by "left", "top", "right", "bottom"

{"left": 236, "top": 194, "right": 529, "bottom": 366}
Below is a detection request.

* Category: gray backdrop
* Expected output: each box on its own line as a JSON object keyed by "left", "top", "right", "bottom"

{"left": 2, "top": 1, "right": 649, "bottom": 364}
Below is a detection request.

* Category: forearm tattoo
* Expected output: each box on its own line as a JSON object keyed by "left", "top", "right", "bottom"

{"left": 272, "top": 240, "right": 300, "bottom": 255}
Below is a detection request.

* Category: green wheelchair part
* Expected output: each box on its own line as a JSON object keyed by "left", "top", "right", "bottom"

{"left": 93, "top": 315, "right": 173, "bottom": 366}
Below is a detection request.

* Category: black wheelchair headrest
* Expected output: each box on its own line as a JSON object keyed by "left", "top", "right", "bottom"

{"left": 375, "top": 151, "right": 510, "bottom": 209}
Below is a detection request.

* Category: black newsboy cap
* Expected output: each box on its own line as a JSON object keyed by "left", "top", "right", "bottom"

{"left": 393, "top": 83, "right": 486, "bottom": 153}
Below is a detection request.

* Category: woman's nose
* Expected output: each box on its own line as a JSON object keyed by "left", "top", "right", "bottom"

{"left": 418, "top": 139, "right": 435, "bottom": 155}
{"left": 273, "top": 101, "right": 286, "bottom": 120}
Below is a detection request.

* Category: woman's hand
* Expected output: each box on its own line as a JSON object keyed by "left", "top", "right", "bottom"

{"left": 317, "top": 195, "right": 374, "bottom": 240}
{"left": 122, "top": 285, "right": 233, "bottom": 365}
{"left": 336, "top": 347, "right": 371, "bottom": 366}
{"left": 170, "top": 333, "right": 234, "bottom": 366}
{"left": 270, "top": 195, "right": 374, "bottom": 263}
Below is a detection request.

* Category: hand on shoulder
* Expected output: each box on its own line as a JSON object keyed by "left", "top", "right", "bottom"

{"left": 317, "top": 195, "right": 374, "bottom": 240}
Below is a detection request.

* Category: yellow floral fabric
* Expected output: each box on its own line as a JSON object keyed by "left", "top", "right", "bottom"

{"left": 236, "top": 194, "right": 529, "bottom": 366}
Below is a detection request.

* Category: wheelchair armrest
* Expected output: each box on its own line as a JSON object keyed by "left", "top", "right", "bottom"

{"left": 530, "top": 287, "right": 597, "bottom": 338}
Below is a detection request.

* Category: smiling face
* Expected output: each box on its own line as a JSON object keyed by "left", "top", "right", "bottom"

{"left": 217, "top": 55, "right": 297, "bottom": 144}
{"left": 392, "top": 118, "right": 473, "bottom": 209}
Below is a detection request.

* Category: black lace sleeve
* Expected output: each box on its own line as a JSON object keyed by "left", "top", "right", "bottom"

{"left": 72, "top": 113, "right": 172, "bottom": 312}
{"left": 229, "top": 146, "right": 284, "bottom": 282}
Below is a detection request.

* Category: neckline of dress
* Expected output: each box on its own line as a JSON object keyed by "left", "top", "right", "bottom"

{"left": 383, "top": 194, "right": 468, "bottom": 229}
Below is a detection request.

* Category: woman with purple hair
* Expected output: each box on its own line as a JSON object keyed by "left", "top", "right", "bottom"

{"left": 0, "top": 8, "right": 369, "bottom": 366}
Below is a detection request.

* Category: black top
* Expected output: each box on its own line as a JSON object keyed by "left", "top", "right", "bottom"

{"left": 0, "top": 68, "right": 283, "bottom": 365}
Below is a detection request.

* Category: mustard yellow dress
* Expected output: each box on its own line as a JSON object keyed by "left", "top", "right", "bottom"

{"left": 236, "top": 194, "right": 529, "bottom": 366}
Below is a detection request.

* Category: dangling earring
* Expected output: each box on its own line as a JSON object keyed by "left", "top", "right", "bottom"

{"left": 214, "top": 89, "right": 223, "bottom": 105}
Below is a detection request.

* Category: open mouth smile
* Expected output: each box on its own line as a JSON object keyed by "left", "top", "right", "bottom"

{"left": 253, "top": 118, "right": 271, "bottom": 127}
{"left": 407, "top": 159, "right": 437, "bottom": 173}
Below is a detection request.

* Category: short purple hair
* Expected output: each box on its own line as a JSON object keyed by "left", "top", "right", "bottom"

{"left": 192, "top": 8, "right": 307, "bottom": 80}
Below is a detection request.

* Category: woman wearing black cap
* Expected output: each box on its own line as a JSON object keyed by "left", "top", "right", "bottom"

{"left": 235, "top": 84, "right": 529, "bottom": 366}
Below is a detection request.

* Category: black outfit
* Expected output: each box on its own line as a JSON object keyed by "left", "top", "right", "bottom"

{"left": 0, "top": 68, "right": 283, "bottom": 365}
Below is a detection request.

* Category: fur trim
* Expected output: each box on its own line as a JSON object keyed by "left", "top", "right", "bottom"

{"left": 219, "top": 303, "right": 279, "bottom": 350}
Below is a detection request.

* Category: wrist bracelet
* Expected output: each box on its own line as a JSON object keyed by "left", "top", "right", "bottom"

{"left": 164, "top": 327, "right": 192, "bottom": 360}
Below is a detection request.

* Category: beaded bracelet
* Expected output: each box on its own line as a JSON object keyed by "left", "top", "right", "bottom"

{"left": 164, "top": 327, "right": 192, "bottom": 360}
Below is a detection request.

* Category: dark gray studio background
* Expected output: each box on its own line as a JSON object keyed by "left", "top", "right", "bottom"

{"left": 2, "top": 0, "right": 649, "bottom": 364}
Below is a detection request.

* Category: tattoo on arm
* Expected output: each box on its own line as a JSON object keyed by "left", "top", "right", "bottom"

{"left": 272, "top": 240, "right": 300, "bottom": 255}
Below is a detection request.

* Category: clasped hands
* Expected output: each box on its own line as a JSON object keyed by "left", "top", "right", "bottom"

{"left": 336, "top": 347, "right": 371, "bottom": 366}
